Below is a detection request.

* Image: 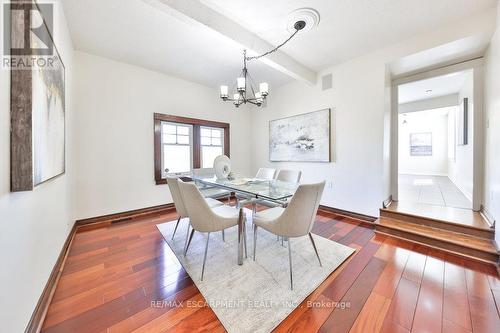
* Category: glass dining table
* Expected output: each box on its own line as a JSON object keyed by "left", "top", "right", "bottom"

{"left": 191, "top": 176, "right": 298, "bottom": 265}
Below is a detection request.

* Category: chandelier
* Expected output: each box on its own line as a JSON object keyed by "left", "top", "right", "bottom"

{"left": 219, "top": 20, "right": 307, "bottom": 108}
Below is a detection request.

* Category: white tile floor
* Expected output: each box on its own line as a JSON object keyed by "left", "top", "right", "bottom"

{"left": 398, "top": 174, "right": 472, "bottom": 209}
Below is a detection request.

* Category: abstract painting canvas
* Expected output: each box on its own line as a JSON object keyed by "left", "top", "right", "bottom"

{"left": 410, "top": 132, "right": 432, "bottom": 156}
{"left": 10, "top": 1, "right": 65, "bottom": 191}
{"left": 32, "top": 51, "right": 65, "bottom": 185}
{"left": 269, "top": 109, "right": 331, "bottom": 162}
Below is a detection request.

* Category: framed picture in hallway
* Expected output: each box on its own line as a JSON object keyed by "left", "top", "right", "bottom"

{"left": 410, "top": 132, "right": 432, "bottom": 156}
{"left": 457, "top": 97, "right": 469, "bottom": 146}
{"left": 269, "top": 109, "right": 331, "bottom": 162}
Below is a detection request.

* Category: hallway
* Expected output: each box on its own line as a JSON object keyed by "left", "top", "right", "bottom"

{"left": 398, "top": 174, "right": 472, "bottom": 209}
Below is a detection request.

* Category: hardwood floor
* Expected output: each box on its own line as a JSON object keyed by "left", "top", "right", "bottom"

{"left": 41, "top": 209, "right": 500, "bottom": 333}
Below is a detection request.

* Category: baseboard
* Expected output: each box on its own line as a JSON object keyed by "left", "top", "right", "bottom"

{"left": 25, "top": 202, "right": 176, "bottom": 333}
{"left": 25, "top": 224, "right": 77, "bottom": 333}
{"left": 75, "top": 203, "right": 176, "bottom": 230}
{"left": 318, "top": 205, "right": 377, "bottom": 224}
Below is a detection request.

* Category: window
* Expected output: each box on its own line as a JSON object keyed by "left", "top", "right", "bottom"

{"left": 201, "top": 127, "right": 224, "bottom": 168}
{"left": 161, "top": 122, "right": 193, "bottom": 176}
{"left": 154, "top": 113, "right": 230, "bottom": 184}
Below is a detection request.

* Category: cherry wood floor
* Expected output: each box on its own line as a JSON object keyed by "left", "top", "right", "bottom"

{"left": 41, "top": 210, "right": 500, "bottom": 333}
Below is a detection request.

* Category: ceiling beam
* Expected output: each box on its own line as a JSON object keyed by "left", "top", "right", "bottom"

{"left": 144, "top": 0, "right": 317, "bottom": 85}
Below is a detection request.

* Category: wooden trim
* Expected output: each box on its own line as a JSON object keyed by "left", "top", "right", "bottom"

{"left": 154, "top": 113, "right": 230, "bottom": 185}
{"left": 193, "top": 125, "right": 201, "bottom": 169}
{"left": 318, "top": 205, "right": 377, "bottom": 223}
{"left": 154, "top": 113, "right": 230, "bottom": 128}
{"left": 25, "top": 203, "right": 176, "bottom": 333}
{"left": 75, "top": 203, "right": 176, "bottom": 228}
{"left": 25, "top": 223, "right": 77, "bottom": 333}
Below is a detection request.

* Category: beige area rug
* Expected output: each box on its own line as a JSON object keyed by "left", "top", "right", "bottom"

{"left": 156, "top": 209, "right": 355, "bottom": 333}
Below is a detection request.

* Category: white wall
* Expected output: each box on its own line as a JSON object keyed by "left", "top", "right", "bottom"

{"left": 484, "top": 2, "right": 500, "bottom": 245}
{"left": 398, "top": 109, "right": 450, "bottom": 176}
{"left": 250, "top": 9, "right": 495, "bottom": 217}
{"left": 448, "top": 70, "right": 474, "bottom": 200}
{"left": 73, "top": 52, "right": 253, "bottom": 219}
{"left": 0, "top": 1, "right": 75, "bottom": 332}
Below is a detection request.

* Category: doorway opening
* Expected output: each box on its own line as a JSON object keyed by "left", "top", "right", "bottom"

{"left": 392, "top": 65, "right": 481, "bottom": 212}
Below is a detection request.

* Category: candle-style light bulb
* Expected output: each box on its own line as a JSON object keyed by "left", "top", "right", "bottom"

{"left": 237, "top": 77, "right": 246, "bottom": 92}
{"left": 220, "top": 85, "right": 228, "bottom": 99}
{"left": 259, "top": 82, "right": 269, "bottom": 96}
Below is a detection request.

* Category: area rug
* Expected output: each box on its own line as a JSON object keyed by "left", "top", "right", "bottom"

{"left": 156, "top": 210, "right": 355, "bottom": 333}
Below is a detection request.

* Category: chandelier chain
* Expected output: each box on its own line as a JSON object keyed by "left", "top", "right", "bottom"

{"left": 245, "top": 28, "right": 300, "bottom": 61}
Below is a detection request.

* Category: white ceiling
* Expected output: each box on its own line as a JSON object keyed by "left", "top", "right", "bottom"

{"left": 61, "top": 0, "right": 496, "bottom": 89}
{"left": 200, "top": 0, "right": 496, "bottom": 70}
{"left": 61, "top": 0, "right": 292, "bottom": 89}
{"left": 398, "top": 71, "right": 468, "bottom": 104}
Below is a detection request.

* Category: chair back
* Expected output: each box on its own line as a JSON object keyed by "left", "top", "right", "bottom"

{"left": 192, "top": 168, "right": 215, "bottom": 188}
{"left": 166, "top": 177, "right": 188, "bottom": 218}
{"left": 255, "top": 168, "right": 276, "bottom": 180}
{"left": 178, "top": 181, "right": 217, "bottom": 232}
{"left": 280, "top": 182, "right": 325, "bottom": 237}
{"left": 192, "top": 168, "right": 215, "bottom": 177}
{"left": 275, "top": 169, "right": 302, "bottom": 184}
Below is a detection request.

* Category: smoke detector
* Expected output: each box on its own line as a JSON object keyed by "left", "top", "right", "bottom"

{"left": 286, "top": 8, "right": 320, "bottom": 33}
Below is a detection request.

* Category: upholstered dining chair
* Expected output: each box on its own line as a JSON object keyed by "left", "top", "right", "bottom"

{"left": 255, "top": 167, "right": 276, "bottom": 180}
{"left": 275, "top": 169, "right": 302, "bottom": 184}
{"left": 178, "top": 181, "right": 247, "bottom": 280}
{"left": 248, "top": 169, "right": 303, "bottom": 220}
{"left": 236, "top": 167, "right": 277, "bottom": 210}
{"left": 192, "top": 168, "right": 232, "bottom": 203}
{"left": 252, "top": 181, "right": 325, "bottom": 290}
{"left": 166, "top": 177, "right": 223, "bottom": 241}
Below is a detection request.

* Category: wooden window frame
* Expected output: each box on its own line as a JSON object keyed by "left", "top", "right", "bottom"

{"left": 154, "top": 113, "right": 230, "bottom": 185}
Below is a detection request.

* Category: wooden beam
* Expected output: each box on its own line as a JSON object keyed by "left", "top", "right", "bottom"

{"left": 145, "top": 0, "right": 317, "bottom": 85}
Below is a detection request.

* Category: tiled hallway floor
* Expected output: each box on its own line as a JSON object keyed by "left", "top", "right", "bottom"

{"left": 398, "top": 174, "right": 472, "bottom": 209}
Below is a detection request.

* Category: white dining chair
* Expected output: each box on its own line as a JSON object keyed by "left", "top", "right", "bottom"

{"left": 255, "top": 168, "right": 276, "bottom": 180}
{"left": 192, "top": 168, "right": 232, "bottom": 204}
{"left": 247, "top": 169, "right": 303, "bottom": 219}
{"left": 236, "top": 167, "right": 276, "bottom": 210}
{"left": 252, "top": 181, "right": 325, "bottom": 290}
{"left": 275, "top": 169, "right": 302, "bottom": 184}
{"left": 166, "top": 177, "right": 223, "bottom": 242}
{"left": 178, "top": 181, "right": 247, "bottom": 280}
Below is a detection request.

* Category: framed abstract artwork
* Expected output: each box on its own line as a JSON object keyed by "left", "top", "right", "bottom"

{"left": 10, "top": 1, "right": 65, "bottom": 191}
{"left": 410, "top": 132, "right": 432, "bottom": 156}
{"left": 269, "top": 109, "right": 331, "bottom": 162}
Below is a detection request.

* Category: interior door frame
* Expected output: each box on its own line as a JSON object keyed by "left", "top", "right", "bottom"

{"left": 390, "top": 58, "right": 485, "bottom": 211}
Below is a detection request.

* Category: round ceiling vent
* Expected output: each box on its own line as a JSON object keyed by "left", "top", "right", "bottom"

{"left": 286, "top": 8, "right": 320, "bottom": 33}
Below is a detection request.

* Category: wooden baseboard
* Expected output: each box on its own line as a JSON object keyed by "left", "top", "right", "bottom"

{"left": 75, "top": 203, "right": 176, "bottom": 231}
{"left": 25, "top": 202, "right": 175, "bottom": 333}
{"left": 24, "top": 223, "right": 77, "bottom": 333}
{"left": 318, "top": 205, "right": 377, "bottom": 224}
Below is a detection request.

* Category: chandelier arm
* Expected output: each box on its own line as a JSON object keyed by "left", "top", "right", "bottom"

{"left": 245, "top": 28, "right": 300, "bottom": 61}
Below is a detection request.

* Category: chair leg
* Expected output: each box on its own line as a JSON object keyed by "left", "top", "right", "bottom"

{"left": 243, "top": 219, "right": 248, "bottom": 258}
{"left": 288, "top": 237, "right": 293, "bottom": 290}
{"left": 309, "top": 233, "right": 322, "bottom": 267}
{"left": 253, "top": 224, "right": 258, "bottom": 261}
{"left": 281, "top": 236, "right": 284, "bottom": 247}
{"left": 201, "top": 233, "right": 210, "bottom": 281}
{"left": 184, "top": 228, "right": 195, "bottom": 256}
{"left": 171, "top": 216, "right": 181, "bottom": 240}
{"left": 183, "top": 222, "right": 191, "bottom": 253}
{"left": 277, "top": 235, "right": 280, "bottom": 241}
{"left": 222, "top": 229, "right": 225, "bottom": 242}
